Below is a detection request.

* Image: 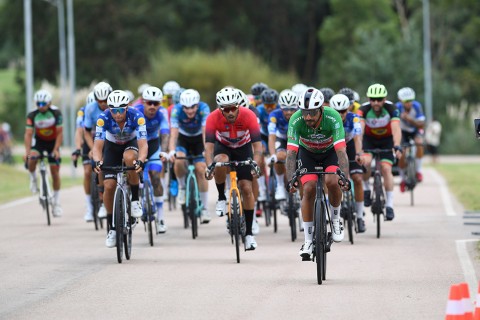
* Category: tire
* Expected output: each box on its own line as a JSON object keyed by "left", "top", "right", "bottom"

{"left": 125, "top": 198, "right": 132, "bottom": 260}
{"left": 41, "top": 169, "right": 51, "bottom": 226}
{"left": 114, "top": 188, "right": 124, "bottom": 263}
{"left": 346, "top": 191, "right": 354, "bottom": 245}
{"left": 269, "top": 171, "right": 278, "bottom": 233}
{"left": 321, "top": 201, "right": 327, "bottom": 281}
{"left": 144, "top": 181, "right": 154, "bottom": 246}
{"left": 188, "top": 175, "right": 198, "bottom": 240}
{"left": 90, "top": 172, "right": 100, "bottom": 231}
{"left": 407, "top": 156, "right": 416, "bottom": 206}
{"left": 263, "top": 201, "right": 271, "bottom": 227}
{"left": 314, "top": 199, "right": 325, "bottom": 285}
{"left": 288, "top": 194, "right": 297, "bottom": 242}
{"left": 231, "top": 190, "right": 241, "bottom": 263}
{"left": 373, "top": 173, "right": 383, "bottom": 239}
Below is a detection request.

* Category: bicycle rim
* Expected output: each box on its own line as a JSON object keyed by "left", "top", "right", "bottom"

{"left": 114, "top": 189, "right": 124, "bottom": 263}
{"left": 188, "top": 178, "right": 198, "bottom": 239}
{"left": 314, "top": 200, "right": 324, "bottom": 285}
{"left": 321, "top": 201, "right": 327, "bottom": 281}
{"left": 125, "top": 199, "right": 132, "bottom": 260}
{"left": 347, "top": 192, "right": 354, "bottom": 245}
{"left": 288, "top": 194, "right": 296, "bottom": 242}
{"left": 145, "top": 182, "right": 154, "bottom": 246}
{"left": 232, "top": 191, "right": 241, "bottom": 263}
{"left": 41, "top": 170, "right": 51, "bottom": 226}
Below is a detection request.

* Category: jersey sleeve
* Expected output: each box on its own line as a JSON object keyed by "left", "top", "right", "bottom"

{"left": 94, "top": 113, "right": 108, "bottom": 141}
{"left": 26, "top": 111, "right": 35, "bottom": 129}
{"left": 331, "top": 110, "right": 346, "bottom": 150}
{"left": 170, "top": 104, "right": 180, "bottom": 129}
{"left": 200, "top": 102, "right": 210, "bottom": 127}
{"left": 246, "top": 108, "right": 261, "bottom": 143}
{"left": 84, "top": 104, "right": 94, "bottom": 129}
{"left": 76, "top": 108, "right": 85, "bottom": 128}
{"left": 54, "top": 109, "right": 63, "bottom": 127}
{"left": 205, "top": 111, "right": 218, "bottom": 143}
{"left": 286, "top": 111, "right": 301, "bottom": 152}
{"left": 135, "top": 113, "right": 148, "bottom": 140}
{"left": 267, "top": 112, "right": 277, "bottom": 135}
{"left": 352, "top": 114, "right": 362, "bottom": 136}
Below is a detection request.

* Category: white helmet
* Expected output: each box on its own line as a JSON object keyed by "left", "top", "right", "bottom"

{"left": 330, "top": 94, "right": 350, "bottom": 111}
{"left": 278, "top": 89, "right": 299, "bottom": 109}
{"left": 93, "top": 81, "right": 112, "bottom": 100}
{"left": 236, "top": 89, "right": 250, "bottom": 108}
{"left": 353, "top": 90, "right": 360, "bottom": 102}
{"left": 107, "top": 90, "right": 130, "bottom": 108}
{"left": 142, "top": 86, "right": 163, "bottom": 102}
{"left": 397, "top": 87, "right": 415, "bottom": 101}
{"left": 216, "top": 87, "right": 239, "bottom": 107}
{"left": 298, "top": 87, "right": 324, "bottom": 110}
{"left": 124, "top": 90, "right": 134, "bottom": 102}
{"left": 137, "top": 83, "right": 151, "bottom": 95}
{"left": 291, "top": 83, "right": 308, "bottom": 97}
{"left": 86, "top": 91, "right": 95, "bottom": 105}
{"left": 34, "top": 89, "right": 52, "bottom": 103}
{"left": 162, "top": 81, "right": 181, "bottom": 95}
{"left": 180, "top": 89, "right": 201, "bottom": 108}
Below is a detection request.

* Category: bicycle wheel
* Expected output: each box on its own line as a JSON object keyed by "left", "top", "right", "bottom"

{"left": 321, "top": 201, "right": 328, "bottom": 281}
{"left": 144, "top": 181, "right": 154, "bottom": 246}
{"left": 114, "top": 188, "right": 124, "bottom": 263}
{"left": 231, "top": 190, "right": 241, "bottom": 263}
{"left": 346, "top": 191, "right": 354, "bottom": 245}
{"left": 262, "top": 201, "right": 271, "bottom": 227}
{"left": 288, "top": 193, "right": 297, "bottom": 242}
{"left": 90, "top": 172, "right": 101, "bottom": 230}
{"left": 125, "top": 198, "right": 132, "bottom": 260}
{"left": 188, "top": 176, "right": 198, "bottom": 240}
{"left": 406, "top": 156, "right": 416, "bottom": 206}
{"left": 40, "top": 169, "right": 51, "bottom": 226}
{"left": 314, "top": 199, "right": 325, "bottom": 285}
{"left": 373, "top": 174, "right": 382, "bottom": 239}
{"left": 269, "top": 172, "right": 278, "bottom": 233}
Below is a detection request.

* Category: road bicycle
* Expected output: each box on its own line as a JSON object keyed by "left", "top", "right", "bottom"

{"left": 267, "top": 159, "right": 279, "bottom": 233}
{"left": 289, "top": 166, "right": 349, "bottom": 285}
{"left": 364, "top": 148, "right": 392, "bottom": 239}
{"left": 341, "top": 186, "right": 356, "bottom": 245}
{"left": 29, "top": 152, "right": 56, "bottom": 226}
{"left": 207, "top": 159, "right": 260, "bottom": 263}
{"left": 176, "top": 155, "right": 205, "bottom": 240}
{"left": 101, "top": 164, "right": 137, "bottom": 264}
{"left": 140, "top": 158, "right": 162, "bottom": 247}
{"left": 167, "top": 162, "right": 178, "bottom": 212}
{"left": 401, "top": 140, "right": 421, "bottom": 206}
{"left": 286, "top": 189, "right": 301, "bottom": 242}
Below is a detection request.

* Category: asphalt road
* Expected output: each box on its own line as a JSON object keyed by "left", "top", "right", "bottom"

{"left": 0, "top": 166, "right": 478, "bottom": 319}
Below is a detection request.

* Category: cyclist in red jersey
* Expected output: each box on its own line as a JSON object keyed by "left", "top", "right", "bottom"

{"left": 205, "top": 87, "right": 263, "bottom": 250}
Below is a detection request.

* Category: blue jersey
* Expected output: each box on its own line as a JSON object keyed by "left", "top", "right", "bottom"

{"left": 94, "top": 108, "right": 147, "bottom": 144}
{"left": 396, "top": 101, "right": 425, "bottom": 133}
{"left": 170, "top": 102, "right": 210, "bottom": 137}
{"left": 134, "top": 104, "right": 170, "bottom": 141}
{"left": 75, "top": 106, "right": 85, "bottom": 129}
{"left": 256, "top": 104, "right": 280, "bottom": 136}
{"left": 84, "top": 101, "right": 106, "bottom": 130}
{"left": 267, "top": 108, "right": 289, "bottom": 140}
{"left": 343, "top": 112, "right": 362, "bottom": 143}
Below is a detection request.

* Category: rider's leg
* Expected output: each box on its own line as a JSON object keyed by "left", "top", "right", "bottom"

{"left": 151, "top": 170, "right": 165, "bottom": 224}
{"left": 381, "top": 162, "right": 394, "bottom": 208}
{"left": 300, "top": 180, "right": 316, "bottom": 242}
{"left": 124, "top": 149, "right": 140, "bottom": 201}
{"left": 325, "top": 172, "right": 342, "bottom": 219}
{"left": 362, "top": 154, "right": 373, "bottom": 191}
{"left": 50, "top": 163, "right": 61, "bottom": 201}
{"left": 351, "top": 172, "right": 364, "bottom": 218}
{"left": 174, "top": 150, "right": 187, "bottom": 189}
{"left": 213, "top": 154, "right": 229, "bottom": 200}
{"left": 239, "top": 180, "right": 255, "bottom": 235}
{"left": 275, "top": 150, "right": 286, "bottom": 190}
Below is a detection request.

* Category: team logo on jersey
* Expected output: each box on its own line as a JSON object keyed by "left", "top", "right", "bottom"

{"left": 138, "top": 117, "right": 146, "bottom": 126}
{"left": 77, "top": 110, "right": 84, "bottom": 117}
{"left": 96, "top": 118, "right": 104, "bottom": 127}
{"left": 353, "top": 117, "right": 359, "bottom": 123}
{"left": 271, "top": 117, "right": 277, "bottom": 123}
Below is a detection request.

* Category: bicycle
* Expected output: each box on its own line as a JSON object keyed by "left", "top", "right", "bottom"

{"left": 285, "top": 189, "right": 301, "bottom": 242}
{"left": 267, "top": 159, "right": 279, "bottom": 233}
{"left": 167, "top": 162, "right": 178, "bottom": 212}
{"left": 401, "top": 140, "right": 421, "bottom": 206}
{"left": 341, "top": 186, "right": 356, "bottom": 245}
{"left": 207, "top": 159, "right": 260, "bottom": 263}
{"left": 288, "top": 166, "right": 349, "bottom": 285}
{"left": 364, "top": 148, "right": 392, "bottom": 239}
{"left": 29, "top": 151, "right": 56, "bottom": 226}
{"left": 101, "top": 164, "right": 137, "bottom": 264}
{"left": 176, "top": 155, "right": 205, "bottom": 240}
{"left": 140, "top": 159, "right": 161, "bottom": 247}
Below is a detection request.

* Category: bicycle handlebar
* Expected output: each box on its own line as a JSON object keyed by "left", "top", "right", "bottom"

{"left": 206, "top": 159, "right": 260, "bottom": 179}
{"left": 288, "top": 167, "right": 351, "bottom": 191}
{"left": 98, "top": 165, "right": 138, "bottom": 172}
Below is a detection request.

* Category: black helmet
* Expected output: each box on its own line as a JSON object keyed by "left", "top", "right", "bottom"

{"left": 261, "top": 88, "right": 279, "bottom": 104}
{"left": 338, "top": 87, "right": 355, "bottom": 101}
{"left": 250, "top": 82, "right": 268, "bottom": 96}
{"left": 319, "top": 87, "right": 335, "bottom": 103}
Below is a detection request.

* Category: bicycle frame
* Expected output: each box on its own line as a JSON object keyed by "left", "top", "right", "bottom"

{"left": 30, "top": 152, "right": 55, "bottom": 226}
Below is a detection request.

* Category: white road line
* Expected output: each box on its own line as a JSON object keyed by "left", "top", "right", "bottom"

{"left": 456, "top": 239, "right": 478, "bottom": 298}
{"left": 0, "top": 196, "right": 35, "bottom": 211}
{"left": 429, "top": 168, "right": 457, "bottom": 216}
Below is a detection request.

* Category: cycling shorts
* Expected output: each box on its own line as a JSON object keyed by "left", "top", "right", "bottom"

{"left": 274, "top": 137, "right": 287, "bottom": 152}
{"left": 102, "top": 139, "right": 138, "bottom": 180}
{"left": 297, "top": 146, "right": 338, "bottom": 185}
{"left": 32, "top": 139, "right": 61, "bottom": 165}
{"left": 176, "top": 133, "right": 204, "bottom": 163}
{"left": 363, "top": 135, "right": 394, "bottom": 165}
{"left": 214, "top": 141, "right": 254, "bottom": 181}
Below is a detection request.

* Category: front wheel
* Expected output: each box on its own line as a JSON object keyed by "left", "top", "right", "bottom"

{"left": 288, "top": 194, "right": 297, "bottom": 242}
{"left": 231, "top": 190, "right": 241, "bottom": 263}
{"left": 314, "top": 199, "right": 326, "bottom": 285}
{"left": 125, "top": 199, "right": 132, "bottom": 260}
{"left": 114, "top": 188, "right": 125, "bottom": 264}
{"left": 40, "top": 169, "right": 51, "bottom": 226}
{"left": 188, "top": 177, "right": 198, "bottom": 240}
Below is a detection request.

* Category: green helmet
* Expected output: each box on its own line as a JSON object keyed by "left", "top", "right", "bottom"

{"left": 366, "top": 83, "right": 388, "bottom": 98}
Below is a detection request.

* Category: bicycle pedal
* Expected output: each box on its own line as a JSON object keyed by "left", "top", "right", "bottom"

{"left": 301, "top": 254, "right": 311, "bottom": 261}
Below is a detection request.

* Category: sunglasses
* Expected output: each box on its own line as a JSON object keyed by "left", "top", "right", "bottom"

{"left": 183, "top": 104, "right": 198, "bottom": 109}
{"left": 36, "top": 102, "right": 48, "bottom": 107}
{"left": 146, "top": 101, "right": 160, "bottom": 106}
{"left": 97, "top": 99, "right": 108, "bottom": 104}
{"left": 221, "top": 106, "right": 238, "bottom": 113}
{"left": 369, "top": 97, "right": 384, "bottom": 102}
{"left": 110, "top": 107, "right": 127, "bottom": 114}
{"left": 402, "top": 99, "right": 413, "bottom": 103}
{"left": 338, "top": 109, "right": 348, "bottom": 114}
{"left": 301, "top": 109, "right": 321, "bottom": 117}
{"left": 282, "top": 107, "right": 297, "bottom": 112}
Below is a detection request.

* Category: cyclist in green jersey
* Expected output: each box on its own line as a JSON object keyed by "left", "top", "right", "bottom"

{"left": 285, "top": 87, "right": 350, "bottom": 259}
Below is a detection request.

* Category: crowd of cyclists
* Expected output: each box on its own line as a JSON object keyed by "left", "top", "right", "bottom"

{"left": 24, "top": 79, "right": 428, "bottom": 259}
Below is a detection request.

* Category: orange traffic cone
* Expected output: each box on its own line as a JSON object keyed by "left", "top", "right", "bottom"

{"left": 459, "top": 282, "right": 473, "bottom": 320}
{"left": 446, "top": 284, "right": 466, "bottom": 320}
{"left": 473, "top": 282, "right": 480, "bottom": 320}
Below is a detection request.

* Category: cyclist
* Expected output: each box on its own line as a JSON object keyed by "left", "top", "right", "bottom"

{"left": 291, "top": 83, "right": 308, "bottom": 97}
{"left": 24, "top": 89, "right": 63, "bottom": 217}
{"left": 134, "top": 86, "right": 170, "bottom": 233}
{"left": 168, "top": 89, "right": 211, "bottom": 223}
{"left": 256, "top": 88, "right": 279, "bottom": 201}
{"left": 132, "top": 83, "right": 151, "bottom": 106}
{"left": 92, "top": 90, "right": 147, "bottom": 248}
{"left": 396, "top": 87, "right": 425, "bottom": 191}
{"left": 319, "top": 87, "right": 335, "bottom": 106}
{"left": 358, "top": 83, "right": 403, "bottom": 221}
{"left": 162, "top": 80, "right": 181, "bottom": 109}
{"left": 72, "top": 91, "right": 96, "bottom": 221}
{"left": 205, "top": 87, "right": 262, "bottom": 250}
{"left": 84, "top": 81, "right": 113, "bottom": 218}
{"left": 338, "top": 87, "right": 360, "bottom": 114}
{"left": 330, "top": 93, "right": 366, "bottom": 232}
{"left": 286, "top": 88, "right": 350, "bottom": 259}
{"left": 267, "top": 89, "right": 299, "bottom": 201}
{"left": 250, "top": 82, "right": 268, "bottom": 106}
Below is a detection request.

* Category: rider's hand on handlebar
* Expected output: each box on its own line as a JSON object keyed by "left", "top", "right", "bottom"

{"left": 168, "top": 150, "right": 176, "bottom": 162}
{"left": 205, "top": 163, "right": 215, "bottom": 180}
{"left": 287, "top": 178, "right": 299, "bottom": 193}
{"left": 267, "top": 154, "right": 277, "bottom": 164}
{"left": 250, "top": 160, "right": 261, "bottom": 178}
{"left": 159, "top": 152, "right": 168, "bottom": 161}
{"left": 94, "top": 160, "right": 103, "bottom": 173}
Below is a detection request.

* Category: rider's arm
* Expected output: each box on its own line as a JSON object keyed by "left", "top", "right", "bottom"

{"left": 268, "top": 134, "right": 276, "bottom": 156}
{"left": 252, "top": 141, "right": 263, "bottom": 165}
{"left": 74, "top": 126, "right": 83, "bottom": 151}
{"left": 205, "top": 142, "right": 214, "bottom": 166}
{"left": 335, "top": 146, "right": 350, "bottom": 180}
{"left": 391, "top": 120, "right": 402, "bottom": 147}
{"left": 168, "top": 127, "right": 179, "bottom": 153}
{"left": 285, "top": 149, "right": 297, "bottom": 184}
{"left": 137, "top": 138, "right": 148, "bottom": 162}
{"left": 160, "top": 133, "right": 169, "bottom": 152}
{"left": 53, "top": 126, "right": 63, "bottom": 156}
{"left": 92, "top": 139, "right": 104, "bottom": 162}
{"left": 24, "top": 127, "right": 33, "bottom": 156}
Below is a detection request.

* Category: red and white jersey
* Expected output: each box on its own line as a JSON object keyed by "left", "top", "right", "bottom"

{"left": 205, "top": 107, "right": 261, "bottom": 148}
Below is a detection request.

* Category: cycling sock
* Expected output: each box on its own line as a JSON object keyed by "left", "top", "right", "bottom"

{"left": 416, "top": 158, "right": 422, "bottom": 172}
{"left": 178, "top": 175, "right": 186, "bottom": 189}
{"left": 131, "top": 184, "right": 139, "bottom": 201}
{"left": 85, "top": 194, "right": 92, "bottom": 209}
{"left": 399, "top": 169, "right": 405, "bottom": 180}
{"left": 331, "top": 205, "right": 341, "bottom": 220}
{"left": 275, "top": 172, "right": 285, "bottom": 187}
{"left": 29, "top": 171, "right": 37, "bottom": 181}
{"left": 386, "top": 191, "right": 394, "bottom": 208}
{"left": 54, "top": 190, "right": 60, "bottom": 203}
{"left": 155, "top": 196, "right": 164, "bottom": 220}
{"left": 216, "top": 183, "right": 226, "bottom": 201}
{"left": 244, "top": 209, "right": 254, "bottom": 235}
{"left": 356, "top": 202, "right": 364, "bottom": 219}
{"left": 107, "top": 214, "right": 113, "bottom": 229}
{"left": 363, "top": 180, "right": 370, "bottom": 191}
{"left": 200, "top": 192, "right": 208, "bottom": 208}
{"left": 304, "top": 221, "right": 314, "bottom": 242}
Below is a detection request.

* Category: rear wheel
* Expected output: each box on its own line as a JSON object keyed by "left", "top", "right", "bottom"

{"left": 125, "top": 199, "right": 132, "bottom": 260}
{"left": 144, "top": 182, "right": 154, "bottom": 246}
{"left": 188, "top": 177, "right": 198, "bottom": 239}
{"left": 41, "top": 169, "right": 51, "bottom": 226}
{"left": 407, "top": 156, "right": 416, "bottom": 206}
{"left": 346, "top": 191, "right": 354, "bottom": 245}
{"left": 90, "top": 172, "right": 102, "bottom": 230}
{"left": 114, "top": 189, "right": 124, "bottom": 263}
{"left": 231, "top": 190, "right": 241, "bottom": 263}
{"left": 288, "top": 194, "right": 297, "bottom": 242}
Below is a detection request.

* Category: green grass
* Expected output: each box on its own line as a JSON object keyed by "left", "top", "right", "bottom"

{"left": 0, "top": 163, "right": 82, "bottom": 204}
{"left": 434, "top": 163, "right": 480, "bottom": 211}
